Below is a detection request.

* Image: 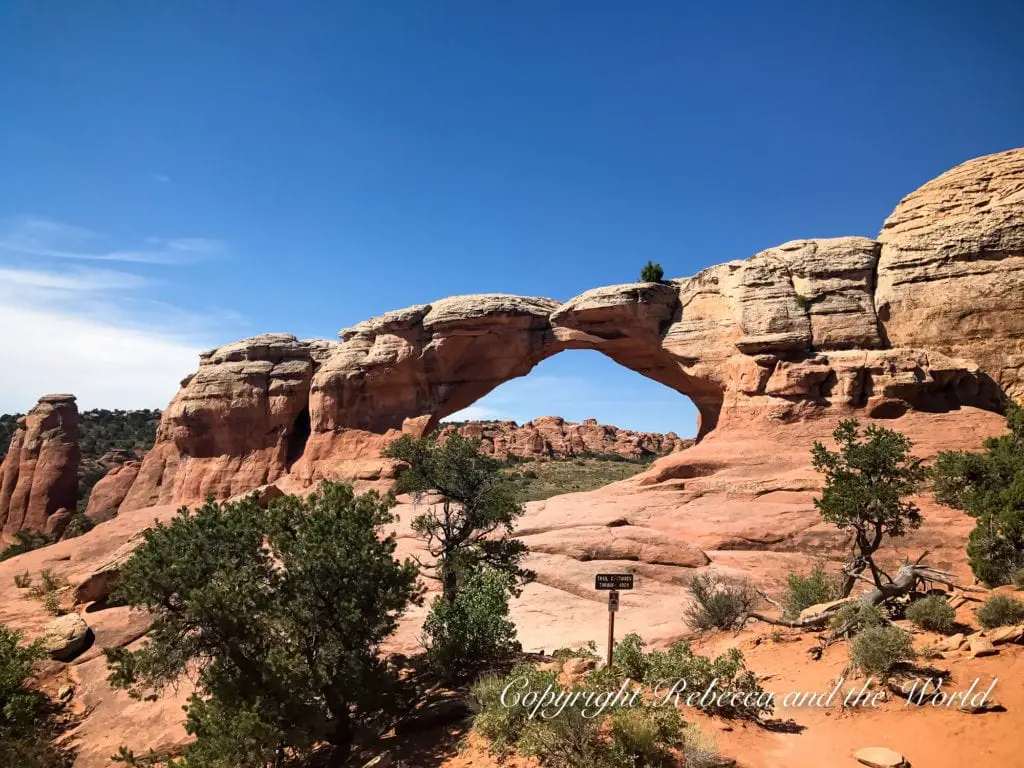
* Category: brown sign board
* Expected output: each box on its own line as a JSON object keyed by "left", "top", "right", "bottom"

{"left": 595, "top": 573, "right": 634, "bottom": 590}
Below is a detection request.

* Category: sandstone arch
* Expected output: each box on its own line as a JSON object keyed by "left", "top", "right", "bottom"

{"left": 104, "top": 147, "right": 1022, "bottom": 513}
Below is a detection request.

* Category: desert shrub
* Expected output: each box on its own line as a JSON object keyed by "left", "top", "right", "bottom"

{"left": 471, "top": 664, "right": 559, "bottom": 754}
{"left": 905, "top": 596, "right": 956, "bottom": 633}
{"left": 104, "top": 482, "right": 421, "bottom": 764}
{"left": 28, "top": 569, "right": 68, "bottom": 615}
{"left": 0, "top": 530, "right": 50, "bottom": 562}
{"left": 422, "top": 567, "right": 521, "bottom": 682}
{"left": 976, "top": 594, "right": 1024, "bottom": 628}
{"left": 607, "top": 705, "right": 683, "bottom": 768}
{"left": 60, "top": 513, "right": 95, "bottom": 539}
{"left": 932, "top": 404, "right": 1024, "bottom": 586}
{"left": 644, "top": 642, "right": 772, "bottom": 721}
{"left": 639, "top": 261, "right": 665, "bottom": 283}
{"left": 684, "top": 574, "right": 758, "bottom": 631}
{"left": 472, "top": 660, "right": 710, "bottom": 768}
{"left": 518, "top": 705, "right": 606, "bottom": 768}
{"left": 830, "top": 601, "right": 885, "bottom": 636}
{"left": 0, "top": 623, "right": 73, "bottom": 767}
{"left": 1014, "top": 569, "right": 1024, "bottom": 589}
{"left": 782, "top": 565, "right": 843, "bottom": 620}
{"left": 849, "top": 625, "right": 915, "bottom": 678}
{"left": 551, "top": 641, "right": 599, "bottom": 661}
{"left": 678, "top": 727, "right": 720, "bottom": 768}
{"left": 613, "top": 633, "right": 648, "bottom": 681}
{"left": 13, "top": 571, "right": 32, "bottom": 589}
{"left": 523, "top": 468, "right": 539, "bottom": 479}
{"left": 41, "top": 593, "right": 61, "bottom": 616}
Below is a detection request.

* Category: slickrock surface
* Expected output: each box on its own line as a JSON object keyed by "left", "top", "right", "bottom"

{"left": 436, "top": 417, "right": 691, "bottom": 459}
{"left": 0, "top": 394, "right": 80, "bottom": 541}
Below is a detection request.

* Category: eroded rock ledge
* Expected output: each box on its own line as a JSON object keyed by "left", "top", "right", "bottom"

{"left": 103, "top": 148, "right": 1023, "bottom": 513}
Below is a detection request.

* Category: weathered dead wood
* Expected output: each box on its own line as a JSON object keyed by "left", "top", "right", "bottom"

{"left": 749, "top": 557, "right": 985, "bottom": 630}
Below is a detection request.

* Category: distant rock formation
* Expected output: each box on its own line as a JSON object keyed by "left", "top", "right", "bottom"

{"left": 84, "top": 459, "right": 141, "bottom": 523}
{"left": 100, "top": 147, "right": 1021, "bottom": 512}
{"left": 0, "top": 394, "right": 80, "bottom": 540}
{"left": 437, "top": 417, "right": 692, "bottom": 460}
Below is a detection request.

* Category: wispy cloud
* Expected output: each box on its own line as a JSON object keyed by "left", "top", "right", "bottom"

{"left": 0, "top": 216, "right": 241, "bottom": 413}
{"left": 152, "top": 173, "right": 171, "bottom": 183}
{"left": 0, "top": 215, "right": 227, "bottom": 265}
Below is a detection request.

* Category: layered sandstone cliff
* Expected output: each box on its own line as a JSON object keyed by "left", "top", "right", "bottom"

{"left": 0, "top": 394, "right": 80, "bottom": 540}
{"left": 111, "top": 148, "right": 1022, "bottom": 514}
{"left": 437, "top": 417, "right": 691, "bottom": 460}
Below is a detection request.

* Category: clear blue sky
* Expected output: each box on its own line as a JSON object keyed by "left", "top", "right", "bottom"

{"left": 1, "top": 2, "right": 1022, "bottom": 435}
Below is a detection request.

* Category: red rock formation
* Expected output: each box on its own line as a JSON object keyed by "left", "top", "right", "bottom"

{"left": 0, "top": 394, "right": 80, "bottom": 540}
{"left": 437, "top": 417, "right": 692, "bottom": 459}
{"left": 84, "top": 461, "right": 141, "bottom": 523}
{"left": 118, "top": 148, "right": 1020, "bottom": 512}
{"left": 876, "top": 148, "right": 1024, "bottom": 402}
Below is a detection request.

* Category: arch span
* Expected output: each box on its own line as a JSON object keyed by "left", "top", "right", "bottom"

{"left": 121, "top": 240, "right": 1003, "bottom": 510}
{"left": 310, "top": 288, "right": 726, "bottom": 442}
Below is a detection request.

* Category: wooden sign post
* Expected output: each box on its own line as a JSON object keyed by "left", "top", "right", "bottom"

{"left": 595, "top": 574, "right": 634, "bottom": 668}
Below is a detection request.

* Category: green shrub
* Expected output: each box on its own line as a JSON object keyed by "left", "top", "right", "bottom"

{"left": 976, "top": 594, "right": 1024, "bottom": 628}
{"left": 830, "top": 601, "right": 885, "bottom": 636}
{"left": 471, "top": 664, "right": 559, "bottom": 754}
{"left": 471, "top": 659, "right": 716, "bottom": 768}
{"left": 551, "top": 641, "right": 599, "bottom": 662}
{"left": 518, "top": 704, "right": 606, "bottom": 768}
{"left": 678, "top": 727, "right": 720, "bottom": 768}
{"left": 1014, "top": 569, "right": 1024, "bottom": 590}
{"left": 905, "top": 596, "right": 957, "bottom": 633}
{"left": 644, "top": 642, "right": 772, "bottom": 721}
{"left": 422, "top": 567, "right": 521, "bottom": 681}
{"left": 13, "top": 572, "right": 32, "bottom": 589}
{"left": 931, "top": 403, "right": 1024, "bottom": 586}
{"left": 0, "top": 530, "right": 50, "bottom": 562}
{"left": 41, "top": 593, "right": 61, "bottom": 616}
{"left": 613, "top": 633, "right": 648, "bottom": 681}
{"left": 849, "top": 625, "right": 915, "bottom": 678}
{"left": 27, "top": 569, "right": 68, "bottom": 615}
{"left": 782, "top": 565, "right": 843, "bottom": 620}
{"left": 639, "top": 261, "right": 665, "bottom": 283}
{"left": 104, "top": 482, "right": 421, "bottom": 764}
{"left": 684, "top": 574, "right": 758, "bottom": 631}
{"left": 607, "top": 705, "right": 683, "bottom": 768}
{"left": 60, "top": 513, "right": 95, "bottom": 539}
{"left": 522, "top": 469, "right": 539, "bottom": 479}
{"left": 0, "top": 623, "right": 73, "bottom": 767}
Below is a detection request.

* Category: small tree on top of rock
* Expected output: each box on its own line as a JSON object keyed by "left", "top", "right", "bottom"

{"left": 639, "top": 260, "right": 665, "bottom": 283}
{"left": 811, "top": 420, "right": 926, "bottom": 596}
{"left": 384, "top": 432, "right": 533, "bottom": 603}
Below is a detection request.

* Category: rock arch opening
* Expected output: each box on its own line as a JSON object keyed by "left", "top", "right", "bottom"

{"left": 445, "top": 350, "right": 699, "bottom": 440}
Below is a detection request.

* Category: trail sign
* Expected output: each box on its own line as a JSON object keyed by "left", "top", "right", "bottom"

{"left": 596, "top": 574, "right": 635, "bottom": 666}
{"left": 607, "top": 590, "right": 620, "bottom": 613}
{"left": 595, "top": 573, "right": 634, "bottom": 591}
